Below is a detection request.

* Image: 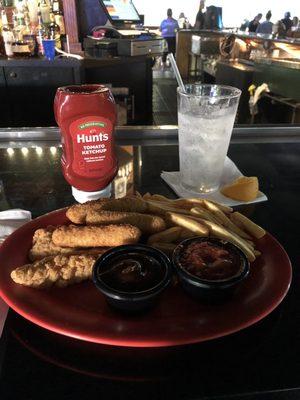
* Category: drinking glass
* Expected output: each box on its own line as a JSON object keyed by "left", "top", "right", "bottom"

{"left": 177, "top": 84, "right": 241, "bottom": 193}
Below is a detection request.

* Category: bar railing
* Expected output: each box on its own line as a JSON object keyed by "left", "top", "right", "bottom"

{"left": 0, "top": 125, "right": 300, "bottom": 147}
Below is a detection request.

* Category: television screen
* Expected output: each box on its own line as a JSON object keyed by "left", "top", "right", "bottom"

{"left": 103, "top": 0, "right": 140, "bottom": 22}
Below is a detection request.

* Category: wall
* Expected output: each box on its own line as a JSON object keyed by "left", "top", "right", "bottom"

{"left": 134, "top": 0, "right": 300, "bottom": 28}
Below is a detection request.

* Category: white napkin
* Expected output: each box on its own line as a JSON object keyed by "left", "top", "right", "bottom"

{"left": 0, "top": 209, "right": 32, "bottom": 337}
{"left": 0, "top": 209, "right": 32, "bottom": 243}
{"left": 161, "top": 157, "right": 268, "bottom": 207}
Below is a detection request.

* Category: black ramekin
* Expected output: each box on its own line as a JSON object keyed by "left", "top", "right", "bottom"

{"left": 92, "top": 244, "right": 172, "bottom": 313}
{"left": 172, "top": 237, "right": 250, "bottom": 303}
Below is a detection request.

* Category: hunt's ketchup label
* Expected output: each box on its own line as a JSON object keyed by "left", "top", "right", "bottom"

{"left": 54, "top": 85, "right": 118, "bottom": 193}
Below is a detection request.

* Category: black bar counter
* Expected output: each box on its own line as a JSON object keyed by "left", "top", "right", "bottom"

{"left": 0, "top": 126, "right": 300, "bottom": 399}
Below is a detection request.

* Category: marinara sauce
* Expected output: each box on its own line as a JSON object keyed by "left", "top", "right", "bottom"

{"left": 179, "top": 240, "right": 243, "bottom": 281}
{"left": 54, "top": 85, "right": 118, "bottom": 201}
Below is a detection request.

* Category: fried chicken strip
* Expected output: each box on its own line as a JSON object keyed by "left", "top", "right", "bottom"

{"left": 11, "top": 254, "right": 99, "bottom": 289}
{"left": 52, "top": 224, "right": 141, "bottom": 248}
{"left": 86, "top": 210, "right": 166, "bottom": 234}
{"left": 29, "top": 226, "right": 109, "bottom": 261}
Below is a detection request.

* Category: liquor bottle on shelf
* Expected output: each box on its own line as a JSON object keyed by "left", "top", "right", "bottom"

{"left": 27, "top": 0, "right": 39, "bottom": 25}
{"left": 0, "top": 15, "right": 4, "bottom": 56}
{"left": 15, "top": 0, "right": 25, "bottom": 12}
{"left": 40, "top": 0, "right": 50, "bottom": 24}
{"left": 52, "top": 0, "right": 65, "bottom": 35}
{"left": 22, "top": 0, "right": 31, "bottom": 22}
{"left": 12, "top": 10, "right": 22, "bottom": 41}
{"left": 16, "top": 6, "right": 26, "bottom": 34}
{"left": 22, "top": 7, "right": 37, "bottom": 56}
{"left": 1, "top": 9, "right": 14, "bottom": 57}
{"left": 23, "top": 10, "right": 31, "bottom": 35}
{"left": 2, "top": 0, "right": 14, "bottom": 6}
{"left": 51, "top": 0, "right": 59, "bottom": 13}
{"left": 49, "top": 11, "right": 60, "bottom": 49}
{"left": 35, "top": 10, "right": 45, "bottom": 55}
{"left": 11, "top": 3, "right": 32, "bottom": 57}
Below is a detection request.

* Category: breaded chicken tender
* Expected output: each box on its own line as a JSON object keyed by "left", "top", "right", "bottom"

{"left": 86, "top": 210, "right": 166, "bottom": 234}
{"left": 66, "top": 198, "right": 110, "bottom": 224}
{"left": 11, "top": 254, "right": 99, "bottom": 289}
{"left": 29, "top": 226, "right": 108, "bottom": 261}
{"left": 52, "top": 224, "right": 141, "bottom": 248}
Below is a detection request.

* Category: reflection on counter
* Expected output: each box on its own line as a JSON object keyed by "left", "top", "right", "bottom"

{"left": 177, "top": 30, "right": 300, "bottom": 124}
{"left": 0, "top": 145, "right": 135, "bottom": 216}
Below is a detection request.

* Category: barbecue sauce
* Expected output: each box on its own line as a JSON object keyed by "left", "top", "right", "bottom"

{"left": 99, "top": 252, "right": 166, "bottom": 293}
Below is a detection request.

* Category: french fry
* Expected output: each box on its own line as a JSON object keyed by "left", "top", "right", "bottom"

{"left": 190, "top": 207, "right": 222, "bottom": 224}
{"left": 229, "top": 213, "right": 245, "bottom": 230}
{"left": 231, "top": 212, "right": 266, "bottom": 239}
{"left": 184, "top": 198, "right": 233, "bottom": 214}
{"left": 167, "top": 212, "right": 209, "bottom": 237}
{"left": 151, "top": 242, "right": 177, "bottom": 256}
{"left": 245, "top": 240, "right": 255, "bottom": 249}
{"left": 146, "top": 201, "right": 191, "bottom": 216}
{"left": 133, "top": 193, "right": 262, "bottom": 261}
{"left": 199, "top": 218, "right": 256, "bottom": 262}
{"left": 148, "top": 227, "right": 182, "bottom": 245}
{"left": 170, "top": 199, "right": 197, "bottom": 209}
{"left": 201, "top": 200, "right": 251, "bottom": 240}
{"left": 190, "top": 212, "right": 256, "bottom": 252}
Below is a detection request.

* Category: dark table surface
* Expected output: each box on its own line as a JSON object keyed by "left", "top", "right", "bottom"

{"left": 0, "top": 139, "right": 299, "bottom": 400}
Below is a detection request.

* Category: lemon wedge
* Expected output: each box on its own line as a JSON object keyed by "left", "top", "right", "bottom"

{"left": 220, "top": 177, "right": 259, "bottom": 202}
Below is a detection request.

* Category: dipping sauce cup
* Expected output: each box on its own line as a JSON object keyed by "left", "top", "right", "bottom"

{"left": 173, "top": 237, "right": 249, "bottom": 302}
{"left": 93, "top": 244, "right": 172, "bottom": 312}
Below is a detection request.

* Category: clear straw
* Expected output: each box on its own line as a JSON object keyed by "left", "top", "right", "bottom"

{"left": 167, "top": 53, "right": 186, "bottom": 93}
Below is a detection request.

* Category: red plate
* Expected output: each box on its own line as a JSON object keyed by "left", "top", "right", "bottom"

{"left": 0, "top": 209, "right": 292, "bottom": 347}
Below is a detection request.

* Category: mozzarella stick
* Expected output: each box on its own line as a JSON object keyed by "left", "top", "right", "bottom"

{"left": 167, "top": 212, "right": 209, "bottom": 236}
{"left": 52, "top": 224, "right": 141, "bottom": 248}
{"left": 231, "top": 212, "right": 266, "bottom": 239}
{"left": 147, "top": 227, "right": 182, "bottom": 245}
{"left": 103, "top": 197, "right": 148, "bottom": 213}
{"left": 29, "top": 226, "right": 109, "bottom": 261}
{"left": 86, "top": 210, "right": 166, "bottom": 234}
{"left": 66, "top": 198, "right": 111, "bottom": 224}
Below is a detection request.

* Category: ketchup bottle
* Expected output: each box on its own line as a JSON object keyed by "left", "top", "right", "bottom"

{"left": 54, "top": 84, "right": 118, "bottom": 203}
